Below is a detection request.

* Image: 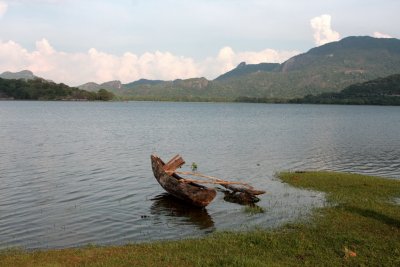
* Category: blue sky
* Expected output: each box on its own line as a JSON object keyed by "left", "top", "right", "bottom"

{"left": 0, "top": 0, "right": 399, "bottom": 85}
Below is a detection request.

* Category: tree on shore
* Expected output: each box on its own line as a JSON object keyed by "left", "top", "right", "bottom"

{"left": 97, "top": 89, "right": 115, "bottom": 101}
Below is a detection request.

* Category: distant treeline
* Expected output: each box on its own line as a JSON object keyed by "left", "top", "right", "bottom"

{"left": 0, "top": 78, "right": 114, "bottom": 101}
{"left": 291, "top": 74, "right": 400, "bottom": 105}
{"left": 234, "top": 97, "right": 290, "bottom": 104}
{"left": 119, "top": 95, "right": 231, "bottom": 102}
{"left": 236, "top": 74, "right": 400, "bottom": 106}
{"left": 3, "top": 73, "right": 400, "bottom": 105}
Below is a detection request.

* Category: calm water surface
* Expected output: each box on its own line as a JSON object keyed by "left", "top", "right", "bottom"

{"left": 1, "top": 101, "right": 399, "bottom": 249}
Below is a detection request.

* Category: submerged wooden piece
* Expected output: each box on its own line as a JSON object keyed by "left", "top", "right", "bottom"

{"left": 175, "top": 171, "right": 266, "bottom": 196}
{"left": 151, "top": 154, "right": 217, "bottom": 207}
{"left": 222, "top": 190, "right": 261, "bottom": 205}
{"left": 221, "top": 184, "right": 265, "bottom": 196}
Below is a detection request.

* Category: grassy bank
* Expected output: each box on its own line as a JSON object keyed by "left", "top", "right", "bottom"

{"left": 1, "top": 171, "right": 399, "bottom": 266}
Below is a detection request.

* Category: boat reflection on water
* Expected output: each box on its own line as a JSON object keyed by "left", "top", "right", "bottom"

{"left": 150, "top": 193, "right": 215, "bottom": 230}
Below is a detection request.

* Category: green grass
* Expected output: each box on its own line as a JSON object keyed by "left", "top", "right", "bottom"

{"left": 243, "top": 205, "right": 265, "bottom": 214}
{"left": 1, "top": 171, "right": 399, "bottom": 266}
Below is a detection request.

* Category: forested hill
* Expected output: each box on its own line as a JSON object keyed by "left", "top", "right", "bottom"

{"left": 0, "top": 70, "right": 37, "bottom": 80}
{"left": 4, "top": 36, "right": 400, "bottom": 102}
{"left": 96, "top": 36, "right": 400, "bottom": 101}
{"left": 214, "top": 36, "right": 400, "bottom": 99}
{"left": 214, "top": 62, "right": 280, "bottom": 81}
{"left": 0, "top": 78, "right": 114, "bottom": 101}
{"left": 290, "top": 74, "right": 400, "bottom": 105}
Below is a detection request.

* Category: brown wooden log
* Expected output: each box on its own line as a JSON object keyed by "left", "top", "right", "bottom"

{"left": 163, "top": 154, "right": 185, "bottom": 174}
{"left": 221, "top": 184, "right": 266, "bottom": 196}
{"left": 175, "top": 171, "right": 265, "bottom": 196}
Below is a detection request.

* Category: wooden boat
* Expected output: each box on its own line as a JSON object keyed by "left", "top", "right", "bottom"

{"left": 151, "top": 154, "right": 217, "bottom": 207}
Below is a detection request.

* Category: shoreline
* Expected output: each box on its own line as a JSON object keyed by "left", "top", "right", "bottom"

{"left": 1, "top": 171, "right": 399, "bottom": 266}
{"left": 2, "top": 98, "right": 400, "bottom": 106}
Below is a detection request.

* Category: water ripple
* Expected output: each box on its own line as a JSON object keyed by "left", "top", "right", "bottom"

{"left": 0, "top": 102, "right": 399, "bottom": 249}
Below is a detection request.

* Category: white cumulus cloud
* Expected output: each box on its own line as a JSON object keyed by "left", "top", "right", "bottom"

{"left": 373, "top": 32, "right": 392, "bottom": 38}
{"left": 0, "top": 39, "right": 201, "bottom": 85}
{"left": 310, "top": 14, "right": 340, "bottom": 46}
{"left": 0, "top": 39, "right": 299, "bottom": 85}
{"left": 0, "top": 1, "right": 8, "bottom": 18}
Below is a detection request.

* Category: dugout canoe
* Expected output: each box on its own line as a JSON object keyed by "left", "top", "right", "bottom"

{"left": 151, "top": 154, "right": 217, "bottom": 207}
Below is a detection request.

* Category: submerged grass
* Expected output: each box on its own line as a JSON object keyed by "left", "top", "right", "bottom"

{"left": 243, "top": 205, "right": 265, "bottom": 214}
{"left": 1, "top": 171, "right": 399, "bottom": 266}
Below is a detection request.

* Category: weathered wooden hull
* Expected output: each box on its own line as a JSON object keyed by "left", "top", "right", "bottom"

{"left": 151, "top": 154, "right": 217, "bottom": 207}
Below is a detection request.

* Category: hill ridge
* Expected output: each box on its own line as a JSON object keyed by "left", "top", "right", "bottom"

{"left": 4, "top": 36, "right": 400, "bottom": 101}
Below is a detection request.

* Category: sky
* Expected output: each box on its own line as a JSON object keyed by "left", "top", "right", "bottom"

{"left": 0, "top": 0, "right": 399, "bottom": 86}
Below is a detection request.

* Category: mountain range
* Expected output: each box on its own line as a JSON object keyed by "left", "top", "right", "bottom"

{"left": 3, "top": 36, "right": 400, "bottom": 101}
{"left": 82, "top": 36, "right": 400, "bottom": 101}
{"left": 0, "top": 70, "right": 37, "bottom": 80}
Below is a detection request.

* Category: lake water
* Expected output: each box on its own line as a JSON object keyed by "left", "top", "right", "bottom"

{"left": 1, "top": 101, "right": 399, "bottom": 249}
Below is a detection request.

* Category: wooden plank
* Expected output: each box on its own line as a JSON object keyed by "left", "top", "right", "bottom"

{"left": 163, "top": 154, "right": 185, "bottom": 173}
{"left": 165, "top": 154, "right": 180, "bottom": 166}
